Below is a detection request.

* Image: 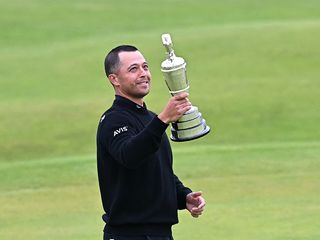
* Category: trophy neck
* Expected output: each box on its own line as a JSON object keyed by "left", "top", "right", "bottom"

{"left": 167, "top": 50, "right": 176, "bottom": 62}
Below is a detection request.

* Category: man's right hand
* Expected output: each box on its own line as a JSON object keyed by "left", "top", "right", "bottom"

{"left": 158, "top": 92, "right": 192, "bottom": 124}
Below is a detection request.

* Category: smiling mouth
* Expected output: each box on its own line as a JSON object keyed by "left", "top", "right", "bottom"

{"left": 137, "top": 80, "right": 149, "bottom": 85}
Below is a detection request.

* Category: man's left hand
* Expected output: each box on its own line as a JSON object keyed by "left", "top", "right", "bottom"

{"left": 186, "top": 191, "right": 206, "bottom": 218}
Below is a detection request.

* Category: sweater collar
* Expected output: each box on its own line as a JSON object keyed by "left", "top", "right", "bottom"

{"left": 113, "top": 95, "right": 149, "bottom": 114}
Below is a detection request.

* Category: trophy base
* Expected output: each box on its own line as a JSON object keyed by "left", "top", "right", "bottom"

{"left": 169, "top": 106, "right": 211, "bottom": 142}
{"left": 170, "top": 125, "right": 210, "bottom": 142}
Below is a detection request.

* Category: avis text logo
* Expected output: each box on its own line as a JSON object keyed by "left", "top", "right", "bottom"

{"left": 114, "top": 126, "right": 128, "bottom": 137}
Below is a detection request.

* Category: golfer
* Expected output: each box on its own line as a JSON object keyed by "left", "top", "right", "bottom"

{"left": 97, "top": 45, "right": 206, "bottom": 240}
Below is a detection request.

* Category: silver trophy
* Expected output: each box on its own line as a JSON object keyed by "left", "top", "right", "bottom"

{"left": 160, "top": 33, "right": 211, "bottom": 142}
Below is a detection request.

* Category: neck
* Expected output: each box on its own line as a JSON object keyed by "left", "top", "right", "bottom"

{"left": 116, "top": 93, "right": 144, "bottom": 106}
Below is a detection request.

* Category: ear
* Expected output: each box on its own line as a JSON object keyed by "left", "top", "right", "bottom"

{"left": 108, "top": 74, "right": 120, "bottom": 87}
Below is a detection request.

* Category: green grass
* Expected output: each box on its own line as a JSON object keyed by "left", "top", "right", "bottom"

{"left": 1, "top": 0, "right": 320, "bottom": 239}
{"left": 1, "top": 142, "right": 319, "bottom": 240}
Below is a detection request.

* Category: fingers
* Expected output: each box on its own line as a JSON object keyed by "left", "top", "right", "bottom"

{"left": 158, "top": 92, "right": 192, "bottom": 123}
{"left": 198, "top": 200, "right": 206, "bottom": 209}
{"left": 174, "top": 92, "right": 189, "bottom": 100}
{"left": 190, "top": 206, "right": 204, "bottom": 218}
{"left": 191, "top": 207, "right": 203, "bottom": 214}
{"left": 176, "top": 101, "right": 191, "bottom": 115}
{"left": 192, "top": 198, "right": 206, "bottom": 213}
{"left": 197, "top": 195, "right": 206, "bottom": 210}
{"left": 173, "top": 93, "right": 190, "bottom": 105}
{"left": 187, "top": 191, "right": 206, "bottom": 218}
{"left": 187, "top": 192, "right": 203, "bottom": 203}
{"left": 174, "top": 94, "right": 192, "bottom": 114}
{"left": 190, "top": 191, "right": 202, "bottom": 198}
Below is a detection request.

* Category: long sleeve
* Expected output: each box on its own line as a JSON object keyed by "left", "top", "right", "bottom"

{"left": 174, "top": 174, "right": 192, "bottom": 210}
{"left": 98, "top": 110, "right": 168, "bottom": 169}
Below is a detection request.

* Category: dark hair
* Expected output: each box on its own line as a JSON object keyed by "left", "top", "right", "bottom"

{"left": 104, "top": 45, "right": 138, "bottom": 76}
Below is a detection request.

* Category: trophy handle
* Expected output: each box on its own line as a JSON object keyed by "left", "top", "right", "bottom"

{"left": 162, "top": 33, "right": 175, "bottom": 60}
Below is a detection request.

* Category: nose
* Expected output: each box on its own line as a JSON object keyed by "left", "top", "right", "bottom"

{"left": 139, "top": 66, "right": 148, "bottom": 77}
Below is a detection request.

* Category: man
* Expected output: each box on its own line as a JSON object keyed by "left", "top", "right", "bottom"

{"left": 97, "top": 45, "right": 205, "bottom": 240}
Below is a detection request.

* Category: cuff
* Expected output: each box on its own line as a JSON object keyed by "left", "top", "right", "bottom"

{"left": 146, "top": 116, "right": 169, "bottom": 138}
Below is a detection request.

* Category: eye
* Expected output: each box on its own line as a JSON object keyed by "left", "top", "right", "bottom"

{"left": 129, "top": 66, "right": 137, "bottom": 72}
{"left": 143, "top": 64, "right": 149, "bottom": 71}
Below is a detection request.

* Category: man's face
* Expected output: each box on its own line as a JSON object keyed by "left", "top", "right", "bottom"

{"left": 110, "top": 51, "right": 151, "bottom": 100}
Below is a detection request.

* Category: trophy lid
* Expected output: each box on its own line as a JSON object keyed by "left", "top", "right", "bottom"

{"left": 161, "top": 33, "right": 186, "bottom": 71}
{"left": 161, "top": 57, "right": 186, "bottom": 71}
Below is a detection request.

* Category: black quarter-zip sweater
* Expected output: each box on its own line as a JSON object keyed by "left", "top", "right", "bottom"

{"left": 96, "top": 95, "right": 192, "bottom": 236}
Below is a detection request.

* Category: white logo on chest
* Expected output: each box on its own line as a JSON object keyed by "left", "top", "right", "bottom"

{"left": 113, "top": 126, "right": 128, "bottom": 137}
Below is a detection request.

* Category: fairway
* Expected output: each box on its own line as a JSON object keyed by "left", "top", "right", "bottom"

{"left": 1, "top": 142, "right": 319, "bottom": 239}
{"left": 1, "top": 0, "right": 320, "bottom": 239}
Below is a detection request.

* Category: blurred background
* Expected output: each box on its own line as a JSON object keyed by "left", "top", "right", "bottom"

{"left": 1, "top": 0, "right": 319, "bottom": 239}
